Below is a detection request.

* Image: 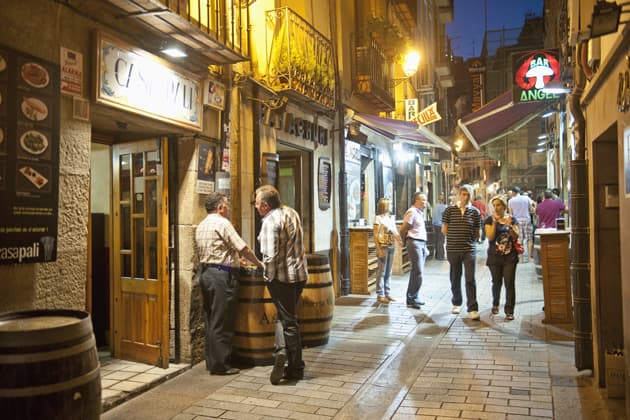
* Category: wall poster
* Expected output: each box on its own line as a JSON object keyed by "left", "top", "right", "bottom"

{"left": 196, "top": 142, "right": 216, "bottom": 194}
{"left": 261, "top": 153, "right": 279, "bottom": 188}
{"left": 0, "top": 44, "right": 60, "bottom": 264}
{"left": 318, "top": 157, "right": 331, "bottom": 210}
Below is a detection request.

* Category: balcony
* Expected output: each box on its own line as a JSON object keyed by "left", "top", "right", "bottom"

{"left": 353, "top": 40, "right": 394, "bottom": 112}
{"left": 265, "top": 8, "right": 336, "bottom": 112}
{"left": 104, "top": 0, "right": 249, "bottom": 64}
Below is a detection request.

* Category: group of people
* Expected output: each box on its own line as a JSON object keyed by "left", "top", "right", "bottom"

{"left": 372, "top": 184, "right": 564, "bottom": 321}
{"left": 194, "top": 185, "right": 307, "bottom": 385}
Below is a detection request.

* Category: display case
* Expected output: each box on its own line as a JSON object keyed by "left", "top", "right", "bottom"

{"left": 393, "top": 222, "right": 410, "bottom": 275}
{"left": 349, "top": 227, "right": 378, "bottom": 294}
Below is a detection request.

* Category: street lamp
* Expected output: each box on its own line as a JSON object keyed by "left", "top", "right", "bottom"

{"left": 390, "top": 50, "right": 421, "bottom": 87}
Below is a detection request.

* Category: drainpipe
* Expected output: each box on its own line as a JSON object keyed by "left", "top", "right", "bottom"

{"left": 569, "top": 40, "right": 592, "bottom": 371}
{"left": 330, "top": 0, "right": 349, "bottom": 295}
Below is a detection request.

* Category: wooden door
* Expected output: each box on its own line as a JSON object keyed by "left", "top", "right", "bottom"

{"left": 112, "top": 139, "right": 169, "bottom": 367}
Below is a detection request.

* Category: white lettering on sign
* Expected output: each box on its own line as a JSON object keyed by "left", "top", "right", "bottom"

{"left": 96, "top": 33, "right": 202, "bottom": 131}
{"left": 0, "top": 242, "right": 40, "bottom": 263}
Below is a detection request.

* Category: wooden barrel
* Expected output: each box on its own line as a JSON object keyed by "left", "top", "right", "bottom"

{"left": 0, "top": 309, "right": 101, "bottom": 420}
{"left": 232, "top": 268, "right": 276, "bottom": 366}
{"left": 300, "top": 254, "right": 334, "bottom": 347}
{"left": 232, "top": 255, "right": 335, "bottom": 366}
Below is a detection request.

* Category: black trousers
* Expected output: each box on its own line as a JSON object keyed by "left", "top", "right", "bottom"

{"left": 266, "top": 280, "right": 306, "bottom": 375}
{"left": 200, "top": 266, "right": 239, "bottom": 373}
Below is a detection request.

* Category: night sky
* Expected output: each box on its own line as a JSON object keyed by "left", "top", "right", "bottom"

{"left": 446, "top": 0, "right": 544, "bottom": 59}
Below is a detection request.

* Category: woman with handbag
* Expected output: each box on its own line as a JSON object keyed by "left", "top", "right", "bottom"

{"left": 373, "top": 198, "right": 402, "bottom": 304}
{"left": 485, "top": 195, "right": 520, "bottom": 321}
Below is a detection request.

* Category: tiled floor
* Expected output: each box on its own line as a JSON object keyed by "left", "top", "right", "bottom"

{"left": 99, "top": 353, "right": 189, "bottom": 412}
{"left": 102, "top": 245, "right": 626, "bottom": 419}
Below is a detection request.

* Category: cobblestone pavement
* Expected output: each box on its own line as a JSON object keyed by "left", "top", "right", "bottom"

{"left": 102, "top": 245, "right": 625, "bottom": 420}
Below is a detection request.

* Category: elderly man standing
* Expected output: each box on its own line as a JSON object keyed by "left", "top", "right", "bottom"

{"left": 399, "top": 192, "right": 428, "bottom": 309}
{"left": 254, "top": 185, "right": 308, "bottom": 385}
{"left": 442, "top": 184, "right": 482, "bottom": 320}
{"left": 195, "top": 192, "right": 263, "bottom": 375}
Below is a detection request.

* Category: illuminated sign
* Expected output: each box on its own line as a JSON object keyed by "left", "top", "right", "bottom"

{"left": 513, "top": 49, "right": 561, "bottom": 103}
{"left": 95, "top": 32, "right": 202, "bottom": 131}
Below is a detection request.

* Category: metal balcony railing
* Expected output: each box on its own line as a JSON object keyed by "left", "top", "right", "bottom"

{"left": 265, "top": 7, "right": 336, "bottom": 111}
{"left": 353, "top": 39, "right": 394, "bottom": 111}
{"left": 158, "top": 0, "right": 249, "bottom": 60}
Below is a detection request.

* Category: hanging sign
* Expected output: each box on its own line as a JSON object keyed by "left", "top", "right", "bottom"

{"left": 404, "top": 98, "right": 418, "bottom": 121}
{"left": 513, "top": 49, "right": 561, "bottom": 103}
{"left": 415, "top": 102, "right": 442, "bottom": 126}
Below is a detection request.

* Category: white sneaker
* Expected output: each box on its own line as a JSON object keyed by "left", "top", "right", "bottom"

{"left": 469, "top": 311, "right": 480, "bottom": 320}
{"left": 452, "top": 305, "right": 460, "bottom": 314}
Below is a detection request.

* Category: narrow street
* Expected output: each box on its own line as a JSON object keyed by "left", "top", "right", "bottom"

{"left": 102, "top": 245, "right": 625, "bottom": 420}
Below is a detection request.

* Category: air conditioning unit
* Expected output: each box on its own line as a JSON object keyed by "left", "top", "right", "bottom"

{"left": 203, "top": 79, "right": 226, "bottom": 111}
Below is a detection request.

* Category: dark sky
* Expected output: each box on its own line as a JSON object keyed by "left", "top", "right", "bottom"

{"left": 446, "top": 0, "right": 544, "bottom": 59}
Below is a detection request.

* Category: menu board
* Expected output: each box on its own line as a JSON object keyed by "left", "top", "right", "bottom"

{"left": 318, "top": 157, "right": 331, "bottom": 210}
{"left": 0, "top": 45, "right": 60, "bottom": 265}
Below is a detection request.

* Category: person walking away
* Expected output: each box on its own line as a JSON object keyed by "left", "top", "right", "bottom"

{"left": 399, "top": 192, "right": 428, "bottom": 309}
{"left": 536, "top": 189, "right": 566, "bottom": 228}
{"left": 442, "top": 184, "right": 482, "bottom": 320}
{"left": 508, "top": 186, "right": 535, "bottom": 262}
{"left": 472, "top": 194, "right": 487, "bottom": 242}
{"left": 195, "top": 192, "right": 264, "bottom": 375}
{"left": 254, "top": 185, "right": 308, "bottom": 385}
{"left": 432, "top": 193, "right": 447, "bottom": 260}
{"left": 373, "top": 198, "right": 403, "bottom": 304}
{"left": 485, "top": 196, "right": 519, "bottom": 321}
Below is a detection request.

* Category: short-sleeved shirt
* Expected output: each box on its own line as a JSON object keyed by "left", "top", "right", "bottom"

{"left": 536, "top": 199, "right": 565, "bottom": 228}
{"left": 403, "top": 206, "right": 427, "bottom": 241}
{"left": 432, "top": 203, "right": 446, "bottom": 227}
{"left": 484, "top": 215, "right": 519, "bottom": 264}
{"left": 508, "top": 194, "right": 534, "bottom": 220}
{"left": 259, "top": 205, "right": 308, "bottom": 284}
{"left": 442, "top": 205, "right": 481, "bottom": 251}
{"left": 195, "top": 213, "right": 247, "bottom": 267}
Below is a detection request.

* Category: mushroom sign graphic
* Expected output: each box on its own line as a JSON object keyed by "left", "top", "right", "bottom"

{"left": 513, "top": 50, "right": 561, "bottom": 103}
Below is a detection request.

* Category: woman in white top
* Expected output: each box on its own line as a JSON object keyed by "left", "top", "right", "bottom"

{"left": 373, "top": 198, "right": 403, "bottom": 303}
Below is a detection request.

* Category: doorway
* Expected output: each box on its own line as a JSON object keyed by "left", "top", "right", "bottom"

{"left": 277, "top": 143, "right": 312, "bottom": 252}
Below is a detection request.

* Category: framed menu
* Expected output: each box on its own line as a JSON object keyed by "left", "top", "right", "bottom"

{"left": 0, "top": 44, "right": 60, "bottom": 264}
{"left": 318, "top": 157, "right": 331, "bottom": 210}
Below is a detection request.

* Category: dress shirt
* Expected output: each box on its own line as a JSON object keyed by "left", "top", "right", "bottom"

{"left": 195, "top": 213, "right": 247, "bottom": 267}
{"left": 403, "top": 206, "right": 427, "bottom": 241}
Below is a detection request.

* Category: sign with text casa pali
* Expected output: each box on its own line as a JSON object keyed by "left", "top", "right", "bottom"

{"left": 95, "top": 32, "right": 202, "bottom": 131}
{"left": 0, "top": 44, "right": 60, "bottom": 265}
{"left": 513, "top": 49, "right": 561, "bottom": 103}
{"left": 415, "top": 102, "right": 442, "bottom": 126}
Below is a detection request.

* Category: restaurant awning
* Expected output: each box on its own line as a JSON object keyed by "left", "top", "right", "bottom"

{"left": 353, "top": 113, "right": 451, "bottom": 151}
{"left": 457, "top": 90, "right": 549, "bottom": 150}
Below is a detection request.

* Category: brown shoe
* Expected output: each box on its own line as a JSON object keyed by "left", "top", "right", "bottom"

{"left": 377, "top": 296, "right": 389, "bottom": 304}
{"left": 386, "top": 296, "right": 396, "bottom": 302}
{"left": 506, "top": 314, "right": 514, "bottom": 321}
{"left": 492, "top": 306, "right": 499, "bottom": 315}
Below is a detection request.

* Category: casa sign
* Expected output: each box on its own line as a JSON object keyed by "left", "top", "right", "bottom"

{"left": 512, "top": 49, "right": 561, "bottom": 103}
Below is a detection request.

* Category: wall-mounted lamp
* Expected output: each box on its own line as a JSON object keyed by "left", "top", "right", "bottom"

{"left": 589, "top": 1, "right": 629, "bottom": 38}
{"left": 541, "top": 80, "right": 572, "bottom": 94}
{"left": 162, "top": 47, "right": 187, "bottom": 58}
{"left": 390, "top": 50, "right": 421, "bottom": 88}
{"left": 453, "top": 137, "right": 464, "bottom": 152}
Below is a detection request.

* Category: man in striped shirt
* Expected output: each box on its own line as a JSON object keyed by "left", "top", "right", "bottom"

{"left": 442, "top": 184, "right": 482, "bottom": 320}
{"left": 255, "top": 185, "right": 308, "bottom": 385}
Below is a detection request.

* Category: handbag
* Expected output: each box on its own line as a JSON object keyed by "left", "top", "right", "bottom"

{"left": 514, "top": 240, "right": 524, "bottom": 254}
{"left": 376, "top": 223, "right": 393, "bottom": 246}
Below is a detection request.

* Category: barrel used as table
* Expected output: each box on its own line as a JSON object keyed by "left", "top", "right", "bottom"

{"left": 232, "top": 254, "right": 335, "bottom": 366}
{"left": 0, "top": 309, "right": 101, "bottom": 420}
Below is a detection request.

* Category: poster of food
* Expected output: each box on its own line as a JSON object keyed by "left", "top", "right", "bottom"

{"left": 0, "top": 45, "right": 59, "bottom": 265}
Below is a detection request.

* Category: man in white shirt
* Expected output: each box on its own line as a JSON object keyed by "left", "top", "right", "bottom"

{"left": 399, "top": 192, "right": 428, "bottom": 309}
{"left": 508, "top": 186, "right": 535, "bottom": 262}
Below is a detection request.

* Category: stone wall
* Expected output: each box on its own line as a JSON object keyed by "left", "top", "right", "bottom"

{"left": 0, "top": 1, "right": 91, "bottom": 313}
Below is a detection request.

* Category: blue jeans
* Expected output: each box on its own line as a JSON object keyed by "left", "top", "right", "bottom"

{"left": 376, "top": 246, "right": 395, "bottom": 297}
{"left": 447, "top": 250, "right": 478, "bottom": 312}
{"left": 406, "top": 239, "right": 427, "bottom": 302}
